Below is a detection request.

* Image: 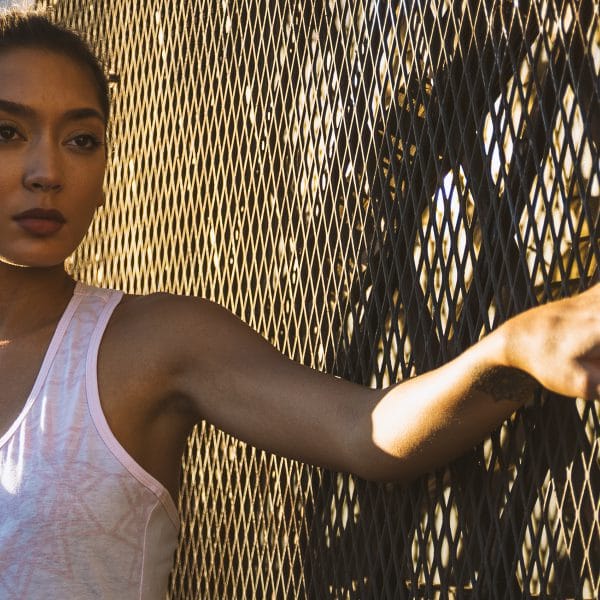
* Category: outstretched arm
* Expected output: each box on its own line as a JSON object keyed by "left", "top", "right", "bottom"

{"left": 151, "top": 283, "right": 600, "bottom": 483}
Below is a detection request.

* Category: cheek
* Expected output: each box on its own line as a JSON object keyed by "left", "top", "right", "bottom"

{"left": 0, "top": 153, "right": 23, "bottom": 198}
{"left": 72, "top": 161, "right": 106, "bottom": 212}
{"left": 63, "top": 180, "right": 104, "bottom": 248}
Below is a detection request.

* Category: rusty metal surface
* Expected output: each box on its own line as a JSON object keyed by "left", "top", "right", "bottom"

{"left": 40, "top": 0, "right": 599, "bottom": 597}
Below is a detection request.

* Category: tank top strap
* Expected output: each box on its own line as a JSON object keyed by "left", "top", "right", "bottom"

{"left": 80, "top": 283, "right": 180, "bottom": 526}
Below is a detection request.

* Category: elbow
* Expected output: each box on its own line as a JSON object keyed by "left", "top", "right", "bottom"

{"left": 350, "top": 444, "right": 432, "bottom": 485}
{"left": 345, "top": 408, "right": 416, "bottom": 485}
{"left": 350, "top": 452, "right": 421, "bottom": 485}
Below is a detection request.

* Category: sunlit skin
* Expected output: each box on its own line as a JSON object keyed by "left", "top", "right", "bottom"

{"left": 1, "top": 47, "right": 599, "bottom": 503}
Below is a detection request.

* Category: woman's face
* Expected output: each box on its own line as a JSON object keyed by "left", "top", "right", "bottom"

{"left": 0, "top": 47, "right": 107, "bottom": 269}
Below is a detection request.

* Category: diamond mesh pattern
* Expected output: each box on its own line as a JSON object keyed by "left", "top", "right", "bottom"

{"left": 39, "top": 0, "right": 599, "bottom": 598}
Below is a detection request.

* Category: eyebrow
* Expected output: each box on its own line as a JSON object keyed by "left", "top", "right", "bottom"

{"left": 0, "top": 98, "right": 105, "bottom": 124}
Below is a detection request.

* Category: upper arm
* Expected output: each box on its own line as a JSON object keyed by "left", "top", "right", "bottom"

{"left": 149, "top": 293, "right": 375, "bottom": 473}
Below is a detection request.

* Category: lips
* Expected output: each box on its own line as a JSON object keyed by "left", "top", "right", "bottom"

{"left": 12, "top": 207, "right": 67, "bottom": 237}
{"left": 12, "top": 207, "right": 66, "bottom": 223}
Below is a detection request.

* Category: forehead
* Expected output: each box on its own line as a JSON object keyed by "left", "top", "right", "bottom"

{"left": 0, "top": 47, "right": 103, "bottom": 118}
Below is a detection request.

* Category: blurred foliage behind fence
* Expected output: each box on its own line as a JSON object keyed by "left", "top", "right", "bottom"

{"left": 40, "top": 0, "right": 599, "bottom": 597}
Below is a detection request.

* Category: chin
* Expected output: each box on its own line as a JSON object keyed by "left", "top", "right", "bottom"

{"left": 0, "top": 253, "right": 69, "bottom": 269}
{"left": 1, "top": 237, "right": 81, "bottom": 270}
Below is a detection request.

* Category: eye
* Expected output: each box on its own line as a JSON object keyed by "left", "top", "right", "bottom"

{"left": 0, "top": 124, "right": 23, "bottom": 143}
{"left": 67, "top": 133, "right": 103, "bottom": 151}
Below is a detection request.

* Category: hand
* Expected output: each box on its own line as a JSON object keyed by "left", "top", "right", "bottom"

{"left": 501, "top": 283, "right": 600, "bottom": 400}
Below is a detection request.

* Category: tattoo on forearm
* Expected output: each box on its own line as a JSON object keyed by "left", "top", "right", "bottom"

{"left": 474, "top": 366, "right": 538, "bottom": 404}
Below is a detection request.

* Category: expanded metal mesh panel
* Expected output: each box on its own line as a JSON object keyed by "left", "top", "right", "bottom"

{"left": 40, "top": 0, "right": 599, "bottom": 597}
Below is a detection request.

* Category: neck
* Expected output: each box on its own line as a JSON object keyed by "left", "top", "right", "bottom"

{"left": 0, "top": 261, "right": 75, "bottom": 341}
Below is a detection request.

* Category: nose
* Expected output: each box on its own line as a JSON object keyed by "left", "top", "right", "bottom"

{"left": 22, "top": 139, "right": 64, "bottom": 193}
{"left": 24, "top": 178, "right": 63, "bottom": 193}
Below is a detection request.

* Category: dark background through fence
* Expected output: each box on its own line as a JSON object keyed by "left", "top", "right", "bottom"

{"left": 40, "top": 0, "right": 599, "bottom": 597}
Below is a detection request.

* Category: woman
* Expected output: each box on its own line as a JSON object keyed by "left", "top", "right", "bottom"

{"left": 0, "top": 9, "right": 598, "bottom": 599}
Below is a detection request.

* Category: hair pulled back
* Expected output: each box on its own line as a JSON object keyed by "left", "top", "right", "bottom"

{"left": 0, "top": 10, "right": 110, "bottom": 122}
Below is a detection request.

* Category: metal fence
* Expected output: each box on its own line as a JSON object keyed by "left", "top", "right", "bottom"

{"left": 41, "top": 0, "right": 599, "bottom": 597}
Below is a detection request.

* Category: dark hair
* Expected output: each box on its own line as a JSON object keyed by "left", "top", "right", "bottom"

{"left": 0, "top": 10, "right": 110, "bottom": 123}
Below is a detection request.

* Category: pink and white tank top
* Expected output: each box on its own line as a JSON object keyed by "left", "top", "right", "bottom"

{"left": 0, "top": 281, "right": 179, "bottom": 599}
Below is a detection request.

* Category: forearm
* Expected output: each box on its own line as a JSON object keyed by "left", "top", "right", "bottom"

{"left": 352, "top": 324, "right": 537, "bottom": 483}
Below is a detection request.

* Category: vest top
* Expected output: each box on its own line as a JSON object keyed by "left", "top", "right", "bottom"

{"left": 0, "top": 281, "right": 180, "bottom": 599}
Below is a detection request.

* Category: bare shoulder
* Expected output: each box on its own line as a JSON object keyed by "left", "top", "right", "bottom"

{"left": 96, "top": 291, "right": 232, "bottom": 497}
{"left": 100, "top": 290, "right": 268, "bottom": 426}
{"left": 104, "top": 291, "right": 246, "bottom": 384}
{"left": 111, "top": 291, "right": 241, "bottom": 345}
{"left": 95, "top": 292, "right": 234, "bottom": 443}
